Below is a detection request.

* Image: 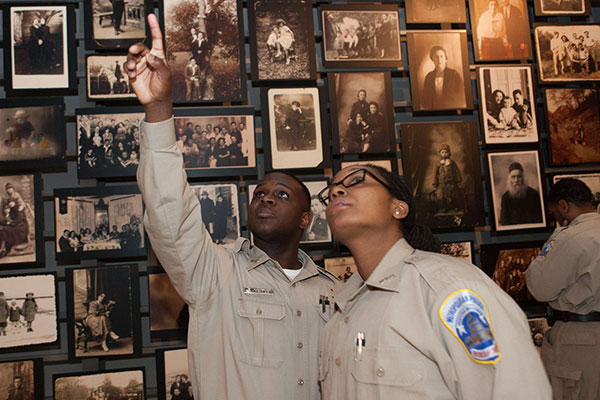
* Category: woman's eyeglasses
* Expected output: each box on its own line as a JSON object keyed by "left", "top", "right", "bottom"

{"left": 317, "top": 169, "right": 390, "bottom": 206}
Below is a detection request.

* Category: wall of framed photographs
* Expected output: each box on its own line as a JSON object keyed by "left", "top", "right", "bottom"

{"left": 1, "top": 0, "right": 600, "bottom": 397}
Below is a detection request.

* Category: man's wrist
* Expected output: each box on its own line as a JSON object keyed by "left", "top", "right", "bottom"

{"left": 144, "top": 101, "right": 173, "bottom": 123}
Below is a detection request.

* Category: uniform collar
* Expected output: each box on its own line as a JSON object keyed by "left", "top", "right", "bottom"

{"left": 569, "top": 212, "right": 600, "bottom": 227}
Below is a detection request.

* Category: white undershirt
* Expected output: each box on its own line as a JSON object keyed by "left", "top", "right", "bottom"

{"left": 282, "top": 267, "right": 303, "bottom": 280}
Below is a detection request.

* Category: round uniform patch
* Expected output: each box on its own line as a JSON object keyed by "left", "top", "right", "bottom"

{"left": 536, "top": 240, "right": 554, "bottom": 260}
{"left": 440, "top": 289, "right": 501, "bottom": 364}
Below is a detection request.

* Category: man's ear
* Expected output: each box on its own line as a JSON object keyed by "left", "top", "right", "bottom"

{"left": 300, "top": 211, "right": 312, "bottom": 230}
{"left": 558, "top": 199, "right": 570, "bottom": 213}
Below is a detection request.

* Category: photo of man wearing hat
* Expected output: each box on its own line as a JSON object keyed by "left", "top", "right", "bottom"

{"left": 499, "top": 161, "right": 543, "bottom": 225}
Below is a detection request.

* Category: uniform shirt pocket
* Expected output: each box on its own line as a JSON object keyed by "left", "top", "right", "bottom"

{"left": 560, "top": 331, "right": 597, "bottom": 346}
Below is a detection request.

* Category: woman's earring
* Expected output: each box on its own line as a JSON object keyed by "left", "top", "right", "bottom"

{"left": 394, "top": 208, "right": 401, "bottom": 216}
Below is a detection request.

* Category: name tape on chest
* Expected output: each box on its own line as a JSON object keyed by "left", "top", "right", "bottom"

{"left": 536, "top": 240, "right": 554, "bottom": 260}
{"left": 440, "top": 289, "right": 501, "bottom": 364}
{"left": 243, "top": 287, "right": 274, "bottom": 296}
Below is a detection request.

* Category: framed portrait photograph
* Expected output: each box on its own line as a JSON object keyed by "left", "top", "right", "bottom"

{"left": 469, "top": 0, "right": 532, "bottom": 62}
{"left": 528, "top": 317, "right": 550, "bottom": 354}
{"left": 553, "top": 172, "right": 600, "bottom": 213}
{"left": 54, "top": 368, "right": 145, "bottom": 400}
{"left": 320, "top": 3, "right": 402, "bottom": 69}
{"left": 66, "top": 265, "right": 140, "bottom": 358}
{"left": 0, "top": 174, "right": 44, "bottom": 269}
{"left": 148, "top": 268, "right": 188, "bottom": 338}
{"left": 3, "top": 4, "right": 76, "bottom": 94}
{"left": 328, "top": 72, "right": 395, "bottom": 155}
{"left": 76, "top": 107, "right": 144, "bottom": 179}
{"left": 54, "top": 185, "right": 146, "bottom": 262}
{"left": 407, "top": 31, "right": 473, "bottom": 112}
{"left": 190, "top": 183, "right": 241, "bottom": 248}
{"left": 534, "top": 24, "right": 600, "bottom": 82}
{"left": 544, "top": 88, "right": 600, "bottom": 165}
{"left": 477, "top": 65, "right": 539, "bottom": 145}
{"left": 440, "top": 241, "right": 474, "bottom": 263}
{"left": 487, "top": 150, "right": 547, "bottom": 231}
{"left": 323, "top": 255, "right": 357, "bottom": 283}
{"left": 84, "top": 0, "right": 152, "bottom": 50}
{"left": 405, "top": 0, "right": 467, "bottom": 23}
{"left": 173, "top": 106, "right": 257, "bottom": 178}
{"left": 0, "top": 98, "right": 66, "bottom": 173}
{"left": 157, "top": 347, "right": 195, "bottom": 400}
{"left": 0, "top": 359, "right": 43, "bottom": 399}
{"left": 86, "top": 55, "right": 136, "bottom": 101}
{"left": 248, "top": 0, "right": 316, "bottom": 82}
{"left": 0, "top": 273, "right": 58, "bottom": 351}
{"left": 534, "top": 0, "right": 590, "bottom": 16}
{"left": 338, "top": 158, "right": 399, "bottom": 174}
{"left": 400, "top": 122, "right": 485, "bottom": 231}
{"left": 263, "top": 87, "right": 327, "bottom": 170}
{"left": 160, "top": 0, "right": 247, "bottom": 103}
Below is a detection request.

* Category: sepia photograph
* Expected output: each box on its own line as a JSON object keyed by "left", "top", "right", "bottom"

{"left": 487, "top": 150, "right": 547, "bottom": 231}
{"left": 265, "top": 88, "right": 324, "bottom": 170}
{"left": 321, "top": 3, "right": 402, "bottom": 69}
{"left": 76, "top": 108, "right": 144, "bottom": 179}
{"left": 190, "top": 183, "right": 240, "bottom": 248}
{"left": 67, "top": 265, "right": 140, "bottom": 358}
{"left": 405, "top": 0, "right": 467, "bottom": 23}
{"left": 0, "top": 273, "right": 57, "bottom": 351}
{"left": 148, "top": 269, "right": 188, "bottom": 336}
{"left": 441, "top": 241, "right": 474, "bottom": 263}
{"left": 161, "top": 0, "right": 246, "bottom": 103}
{"left": 478, "top": 65, "right": 539, "bottom": 144}
{"left": 324, "top": 255, "right": 357, "bottom": 282}
{"left": 248, "top": 0, "right": 316, "bottom": 81}
{"left": 528, "top": 317, "right": 550, "bottom": 354}
{"left": 554, "top": 173, "right": 600, "bottom": 213}
{"left": 400, "top": 122, "right": 485, "bottom": 231}
{"left": 535, "top": 24, "right": 600, "bottom": 82}
{"left": 328, "top": 72, "right": 395, "bottom": 155}
{"left": 54, "top": 369, "right": 145, "bottom": 400}
{"left": 340, "top": 159, "right": 396, "bottom": 174}
{"left": 157, "top": 347, "right": 194, "bottom": 400}
{"left": 534, "top": 0, "right": 590, "bottom": 15}
{"left": 544, "top": 88, "right": 600, "bottom": 165}
{"left": 87, "top": 55, "right": 136, "bottom": 100}
{"left": 407, "top": 31, "right": 473, "bottom": 112}
{"left": 0, "top": 359, "right": 42, "bottom": 400}
{"left": 54, "top": 186, "right": 145, "bottom": 261}
{"left": 173, "top": 107, "right": 256, "bottom": 178}
{"left": 469, "top": 0, "right": 532, "bottom": 62}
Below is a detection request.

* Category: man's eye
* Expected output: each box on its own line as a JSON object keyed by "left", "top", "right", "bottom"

{"left": 278, "top": 192, "right": 289, "bottom": 199}
{"left": 255, "top": 191, "right": 265, "bottom": 198}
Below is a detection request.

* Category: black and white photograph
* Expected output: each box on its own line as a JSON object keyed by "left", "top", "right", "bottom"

{"left": 544, "top": 88, "right": 600, "bottom": 165}
{"left": 554, "top": 173, "right": 600, "bottom": 213}
{"left": 405, "top": 0, "right": 467, "bottom": 23}
{"left": 487, "top": 150, "right": 547, "bottom": 231}
{"left": 0, "top": 359, "right": 42, "bottom": 400}
{"left": 340, "top": 159, "right": 396, "bottom": 173}
{"left": 248, "top": 0, "right": 316, "bottom": 81}
{"left": 469, "top": 0, "right": 532, "bottom": 62}
{"left": 0, "top": 99, "right": 66, "bottom": 172}
{"left": 534, "top": 0, "right": 590, "bottom": 15}
{"left": 328, "top": 72, "right": 395, "bottom": 155}
{"left": 478, "top": 65, "right": 539, "bottom": 144}
{"left": 324, "top": 256, "right": 357, "bottom": 283}
{"left": 87, "top": 55, "right": 135, "bottom": 100}
{"left": 0, "top": 274, "right": 57, "bottom": 350}
{"left": 54, "top": 369, "right": 145, "bottom": 400}
{"left": 534, "top": 24, "right": 600, "bottom": 82}
{"left": 84, "top": 0, "right": 150, "bottom": 50}
{"left": 148, "top": 270, "right": 188, "bottom": 336}
{"left": 158, "top": 348, "right": 194, "bottom": 400}
{"left": 0, "top": 174, "right": 43, "bottom": 269}
{"left": 407, "top": 31, "right": 473, "bottom": 112}
{"left": 265, "top": 88, "right": 324, "bottom": 169}
{"left": 321, "top": 4, "right": 402, "bottom": 69}
{"left": 54, "top": 186, "right": 146, "bottom": 261}
{"left": 4, "top": 5, "right": 76, "bottom": 93}
{"left": 528, "top": 317, "right": 550, "bottom": 354}
{"left": 67, "top": 265, "right": 140, "bottom": 358}
{"left": 76, "top": 108, "right": 144, "bottom": 179}
{"left": 400, "top": 122, "right": 485, "bottom": 230}
{"left": 173, "top": 107, "right": 256, "bottom": 178}
{"left": 440, "top": 241, "right": 474, "bottom": 263}
{"left": 190, "top": 183, "right": 240, "bottom": 248}
{"left": 161, "top": 0, "right": 246, "bottom": 103}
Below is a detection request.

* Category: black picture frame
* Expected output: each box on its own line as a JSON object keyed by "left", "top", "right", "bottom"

{"left": 173, "top": 106, "right": 258, "bottom": 178}
{"left": 406, "top": 30, "right": 473, "bottom": 112}
{"left": 323, "top": 254, "right": 357, "bottom": 283}
{"left": 83, "top": 0, "right": 152, "bottom": 50}
{"left": 156, "top": 347, "right": 194, "bottom": 400}
{"left": 53, "top": 185, "right": 147, "bottom": 262}
{"left": 159, "top": 0, "right": 247, "bottom": 104}
{"left": 0, "top": 358, "right": 44, "bottom": 400}
{"left": 2, "top": 4, "right": 77, "bottom": 96}
{"left": 528, "top": 317, "right": 550, "bottom": 353}
{"left": 543, "top": 87, "right": 600, "bottom": 165}
{"left": 0, "top": 173, "right": 44, "bottom": 269}
{"left": 320, "top": 3, "right": 403, "bottom": 69}
{"left": 65, "top": 264, "right": 141, "bottom": 359}
{"left": 86, "top": 54, "right": 137, "bottom": 101}
{"left": 440, "top": 241, "right": 474, "bottom": 263}
{"left": 553, "top": 172, "right": 600, "bottom": 213}
{"left": 328, "top": 71, "right": 395, "bottom": 155}
{"left": 0, "top": 98, "right": 66, "bottom": 173}
{"left": 400, "top": 121, "right": 485, "bottom": 231}
{"left": 76, "top": 106, "right": 145, "bottom": 179}
{"left": 534, "top": 0, "right": 591, "bottom": 16}
{"left": 148, "top": 266, "right": 188, "bottom": 339}
{"left": 248, "top": 0, "right": 317, "bottom": 82}
{"left": 53, "top": 368, "right": 146, "bottom": 400}
{"left": 405, "top": 0, "right": 467, "bottom": 24}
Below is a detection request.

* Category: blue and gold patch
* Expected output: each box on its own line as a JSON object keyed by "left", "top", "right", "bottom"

{"left": 440, "top": 289, "right": 500, "bottom": 364}
{"left": 536, "top": 241, "right": 554, "bottom": 260}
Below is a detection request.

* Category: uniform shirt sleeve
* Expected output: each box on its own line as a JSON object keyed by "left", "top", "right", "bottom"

{"left": 137, "top": 117, "right": 227, "bottom": 306}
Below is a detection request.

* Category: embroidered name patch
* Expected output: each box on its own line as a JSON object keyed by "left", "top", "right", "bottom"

{"left": 440, "top": 289, "right": 500, "bottom": 364}
{"left": 537, "top": 241, "right": 554, "bottom": 260}
{"left": 244, "top": 287, "right": 274, "bottom": 296}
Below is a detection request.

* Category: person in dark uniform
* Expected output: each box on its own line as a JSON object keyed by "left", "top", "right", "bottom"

{"left": 111, "top": 0, "right": 125, "bottom": 35}
{"left": 285, "top": 101, "right": 305, "bottom": 151}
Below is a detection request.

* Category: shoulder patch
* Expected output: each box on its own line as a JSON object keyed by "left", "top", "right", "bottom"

{"left": 440, "top": 289, "right": 501, "bottom": 364}
{"left": 537, "top": 241, "right": 554, "bottom": 260}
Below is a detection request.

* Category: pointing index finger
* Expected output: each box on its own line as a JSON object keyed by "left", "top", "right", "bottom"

{"left": 147, "top": 13, "right": 165, "bottom": 55}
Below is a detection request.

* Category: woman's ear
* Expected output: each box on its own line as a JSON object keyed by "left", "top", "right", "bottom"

{"left": 392, "top": 201, "right": 409, "bottom": 220}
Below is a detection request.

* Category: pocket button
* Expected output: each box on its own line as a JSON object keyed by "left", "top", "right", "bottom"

{"left": 376, "top": 367, "right": 385, "bottom": 377}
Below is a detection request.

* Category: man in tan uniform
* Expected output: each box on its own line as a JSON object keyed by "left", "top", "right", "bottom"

{"left": 526, "top": 178, "right": 600, "bottom": 399}
{"left": 126, "top": 15, "right": 339, "bottom": 399}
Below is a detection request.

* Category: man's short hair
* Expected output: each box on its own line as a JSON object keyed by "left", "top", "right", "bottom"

{"left": 291, "top": 101, "right": 301, "bottom": 107}
{"left": 264, "top": 171, "right": 311, "bottom": 212}
{"left": 547, "top": 178, "right": 594, "bottom": 206}
{"left": 512, "top": 89, "right": 522, "bottom": 97}
{"left": 508, "top": 162, "right": 523, "bottom": 173}
{"left": 357, "top": 89, "right": 367, "bottom": 96}
{"left": 429, "top": 46, "right": 447, "bottom": 61}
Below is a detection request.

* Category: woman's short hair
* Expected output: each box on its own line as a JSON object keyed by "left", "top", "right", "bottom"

{"left": 429, "top": 46, "right": 447, "bottom": 61}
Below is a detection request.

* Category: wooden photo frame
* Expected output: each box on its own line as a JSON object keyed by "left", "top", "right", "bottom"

{"left": 248, "top": 0, "right": 316, "bottom": 82}
{"left": 53, "top": 368, "right": 145, "bottom": 400}
{"left": 148, "top": 267, "right": 188, "bottom": 338}
{"left": 534, "top": 0, "right": 590, "bottom": 16}
{"left": 528, "top": 317, "right": 550, "bottom": 354}
{"left": 86, "top": 54, "right": 136, "bottom": 101}
{"left": 156, "top": 347, "right": 195, "bottom": 400}
{"left": 323, "top": 254, "right": 357, "bottom": 283}
{"left": 406, "top": 30, "right": 473, "bottom": 112}
{"left": 441, "top": 241, "right": 474, "bottom": 263}
{"left": 0, "top": 359, "right": 44, "bottom": 400}
{"left": 405, "top": 0, "right": 467, "bottom": 24}
{"left": 553, "top": 172, "right": 600, "bottom": 213}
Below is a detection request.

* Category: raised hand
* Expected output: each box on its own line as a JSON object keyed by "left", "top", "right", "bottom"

{"left": 125, "top": 13, "right": 172, "bottom": 122}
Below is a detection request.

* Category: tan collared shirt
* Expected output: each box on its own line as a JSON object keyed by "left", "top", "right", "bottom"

{"left": 138, "top": 118, "right": 339, "bottom": 400}
{"left": 320, "top": 239, "right": 551, "bottom": 399}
